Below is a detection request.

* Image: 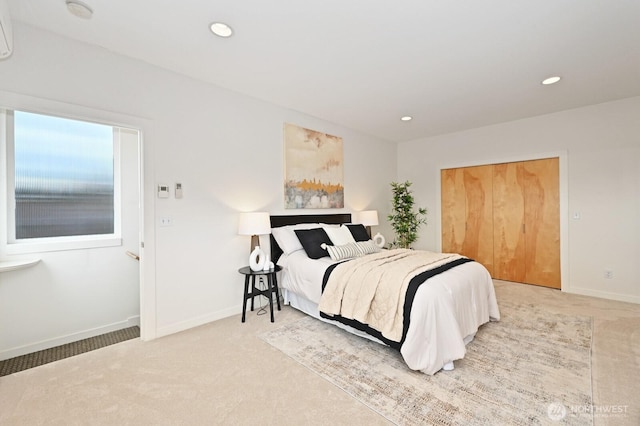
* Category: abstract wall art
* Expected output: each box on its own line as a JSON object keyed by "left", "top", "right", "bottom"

{"left": 283, "top": 123, "right": 344, "bottom": 209}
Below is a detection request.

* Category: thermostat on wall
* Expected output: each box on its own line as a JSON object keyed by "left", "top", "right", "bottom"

{"left": 158, "top": 184, "right": 170, "bottom": 198}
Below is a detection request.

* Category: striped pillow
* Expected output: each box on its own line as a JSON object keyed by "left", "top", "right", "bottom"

{"left": 321, "top": 242, "right": 362, "bottom": 261}
{"left": 355, "top": 240, "right": 382, "bottom": 255}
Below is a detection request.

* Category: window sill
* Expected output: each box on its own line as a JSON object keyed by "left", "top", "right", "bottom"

{"left": 6, "top": 236, "right": 122, "bottom": 254}
{"left": 0, "top": 257, "right": 41, "bottom": 272}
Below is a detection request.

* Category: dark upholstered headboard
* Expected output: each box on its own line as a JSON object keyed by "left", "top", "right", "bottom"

{"left": 270, "top": 213, "right": 352, "bottom": 263}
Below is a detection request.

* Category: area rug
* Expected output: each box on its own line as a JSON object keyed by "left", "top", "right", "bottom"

{"left": 260, "top": 301, "right": 593, "bottom": 425}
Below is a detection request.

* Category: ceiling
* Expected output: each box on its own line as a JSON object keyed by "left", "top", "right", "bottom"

{"left": 6, "top": 0, "right": 640, "bottom": 143}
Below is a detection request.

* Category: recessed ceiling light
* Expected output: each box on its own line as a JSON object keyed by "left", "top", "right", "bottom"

{"left": 400, "top": 116, "right": 413, "bottom": 122}
{"left": 210, "top": 22, "right": 233, "bottom": 38}
{"left": 66, "top": 0, "right": 93, "bottom": 19}
{"left": 542, "top": 76, "right": 561, "bottom": 85}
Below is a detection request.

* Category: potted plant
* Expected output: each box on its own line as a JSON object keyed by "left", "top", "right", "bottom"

{"left": 388, "top": 181, "right": 427, "bottom": 249}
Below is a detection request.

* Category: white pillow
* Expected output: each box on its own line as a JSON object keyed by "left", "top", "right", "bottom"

{"left": 271, "top": 223, "right": 320, "bottom": 255}
{"left": 323, "top": 225, "right": 356, "bottom": 246}
{"left": 320, "top": 223, "right": 340, "bottom": 228}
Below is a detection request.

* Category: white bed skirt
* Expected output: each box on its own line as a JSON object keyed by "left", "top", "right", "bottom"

{"left": 283, "top": 288, "right": 477, "bottom": 372}
{"left": 283, "top": 288, "right": 386, "bottom": 345}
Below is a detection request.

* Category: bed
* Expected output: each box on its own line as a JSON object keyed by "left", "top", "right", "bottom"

{"left": 270, "top": 213, "right": 500, "bottom": 375}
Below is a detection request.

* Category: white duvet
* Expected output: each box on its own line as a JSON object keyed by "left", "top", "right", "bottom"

{"left": 278, "top": 250, "right": 500, "bottom": 375}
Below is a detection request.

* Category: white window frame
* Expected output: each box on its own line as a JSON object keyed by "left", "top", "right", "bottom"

{"left": 1, "top": 108, "right": 122, "bottom": 254}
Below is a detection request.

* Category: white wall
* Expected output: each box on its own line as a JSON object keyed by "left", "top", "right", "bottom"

{"left": 0, "top": 23, "right": 397, "bottom": 353}
{"left": 398, "top": 96, "right": 640, "bottom": 304}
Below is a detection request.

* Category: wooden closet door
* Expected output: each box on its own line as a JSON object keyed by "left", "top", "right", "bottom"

{"left": 443, "top": 158, "right": 560, "bottom": 287}
{"left": 461, "top": 165, "right": 494, "bottom": 275}
{"left": 441, "top": 166, "right": 494, "bottom": 275}
{"left": 523, "top": 158, "right": 561, "bottom": 288}
{"left": 441, "top": 168, "right": 466, "bottom": 254}
{"left": 493, "top": 162, "right": 526, "bottom": 282}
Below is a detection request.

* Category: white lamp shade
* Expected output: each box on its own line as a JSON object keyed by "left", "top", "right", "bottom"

{"left": 238, "top": 212, "right": 271, "bottom": 236}
{"left": 358, "top": 210, "right": 379, "bottom": 226}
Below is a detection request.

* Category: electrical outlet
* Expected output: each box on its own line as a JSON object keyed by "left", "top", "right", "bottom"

{"left": 160, "top": 217, "right": 173, "bottom": 227}
{"left": 604, "top": 270, "right": 613, "bottom": 279}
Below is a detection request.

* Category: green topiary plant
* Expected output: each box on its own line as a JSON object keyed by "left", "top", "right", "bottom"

{"left": 388, "top": 181, "right": 427, "bottom": 249}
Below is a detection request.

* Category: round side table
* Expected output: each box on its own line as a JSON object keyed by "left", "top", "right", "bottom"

{"left": 238, "top": 265, "right": 282, "bottom": 322}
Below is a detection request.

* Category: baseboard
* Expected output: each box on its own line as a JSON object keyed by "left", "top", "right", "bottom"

{"left": 563, "top": 287, "right": 640, "bottom": 305}
{"left": 127, "top": 315, "right": 141, "bottom": 327}
{"left": 0, "top": 317, "right": 140, "bottom": 361}
{"left": 155, "top": 305, "right": 241, "bottom": 339}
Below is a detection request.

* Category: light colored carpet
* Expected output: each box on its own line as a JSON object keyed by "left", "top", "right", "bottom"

{"left": 0, "top": 281, "right": 638, "bottom": 425}
{"left": 261, "top": 300, "right": 594, "bottom": 425}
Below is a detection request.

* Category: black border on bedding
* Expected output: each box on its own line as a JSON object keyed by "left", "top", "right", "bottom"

{"left": 320, "top": 257, "right": 475, "bottom": 350}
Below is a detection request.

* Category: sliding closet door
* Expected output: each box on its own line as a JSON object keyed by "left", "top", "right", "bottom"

{"left": 442, "top": 158, "right": 560, "bottom": 288}
{"left": 441, "top": 165, "right": 494, "bottom": 275}
{"left": 493, "top": 162, "right": 526, "bottom": 283}
{"left": 461, "top": 165, "right": 494, "bottom": 275}
{"left": 492, "top": 158, "right": 560, "bottom": 287}
{"left": 523, "top": 158, "right": 561, "bottom": 288}
{"left": 441, "top": 168, "right": 467, "bottom": 254}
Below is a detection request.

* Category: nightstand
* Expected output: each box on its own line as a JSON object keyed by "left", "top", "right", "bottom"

{"left": 238, "top": 265, "right": 282, "bottom": 323}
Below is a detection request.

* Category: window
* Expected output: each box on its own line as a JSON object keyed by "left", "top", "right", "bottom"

{"left": 3, "top": 109, "right": 122, "bottom": 252}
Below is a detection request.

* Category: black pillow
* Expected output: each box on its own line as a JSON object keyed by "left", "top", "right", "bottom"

{"left": 345, "top": 224, "right": 370, "bottom": 242}
{"left": 294, "top": 228, "right": 332, "bottom": 259}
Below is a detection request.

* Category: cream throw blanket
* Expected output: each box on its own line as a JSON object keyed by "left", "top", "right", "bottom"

{"left": 318, "top": 249, "right": 465, "bottom": 343}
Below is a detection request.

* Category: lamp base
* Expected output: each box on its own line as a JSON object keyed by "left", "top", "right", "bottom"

{"left": 250, "top": 234, "right": 260, "bottom": 253}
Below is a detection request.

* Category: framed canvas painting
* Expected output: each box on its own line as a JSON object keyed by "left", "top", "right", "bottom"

{"left": 283, "top": 123, "right": 344, "bottom": 209}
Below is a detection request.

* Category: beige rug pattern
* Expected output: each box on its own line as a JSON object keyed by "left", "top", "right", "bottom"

{"left": 261, "top": 301, "right": 593, "bottom": 425}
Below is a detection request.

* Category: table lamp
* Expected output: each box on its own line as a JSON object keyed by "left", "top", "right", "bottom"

{"left": 238, "top": 212, "right": 271, "bottom": 271}
{"left": 358, "top": 210, "right": 379, "bottom": 238}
